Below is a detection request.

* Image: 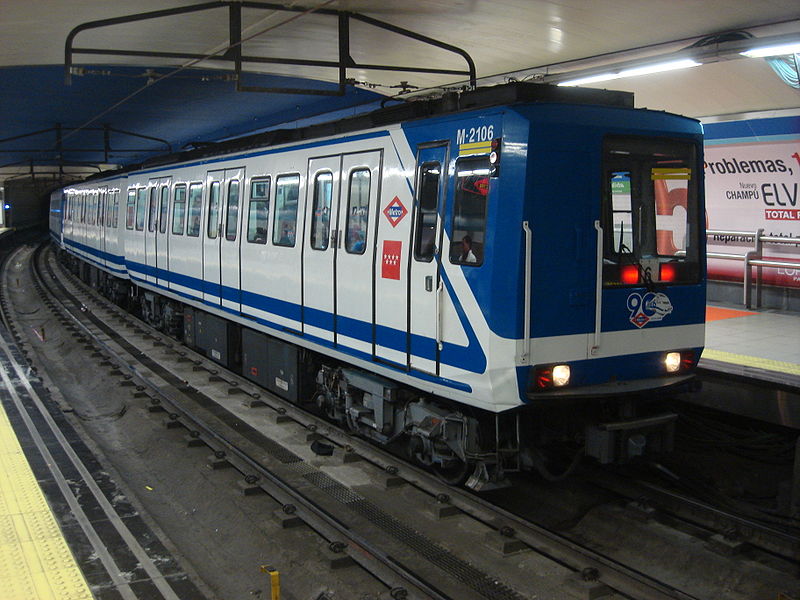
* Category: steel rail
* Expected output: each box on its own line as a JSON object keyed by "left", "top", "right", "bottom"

{"left": 30, "top": 244, "right": 454, "bottom": 600}
{"left": 42, "top": 246, "right": 710, "bottom": 600}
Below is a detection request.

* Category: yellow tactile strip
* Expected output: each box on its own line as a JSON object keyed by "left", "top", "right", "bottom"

{"left": 0, "top": 401, "right": 93, "bottom": 600}
{"left": 702, "top": 349, "right": 800, "bottom": 377}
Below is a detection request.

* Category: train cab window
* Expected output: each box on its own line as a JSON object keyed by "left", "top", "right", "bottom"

{"left": 159, "top": 186, "right": 169, "bottom": 234}
{"left": 449, "top": 157, "right": 489, "bottom": 266}
{"left": 126, "top": 190, "right": 136, "bottom": 229}
{"left": 345, "top": 169, "right": 370, "bottom": 254}
{"left": 413, "top": 162, "right": 440, "bottom": 262}
{"left": 172, "top": 185, "right": 187, "bottom": 235}
{"left": 310, "top": 172, "right": 333, "bottom": 250}
{"left": 207, "top": 181, "right": 221, "bottom": 239}
{"left": 602, "top": 136, "right": 700, "bottom": 286}
{"left": 135, "top": 188, "right": 147, "bottom": 231}
{"left": 187, "top": 183, "right": 203, "bottom": 237}
{"left": 148, "top": 187, "right": 159, "bottom": 232}
{"left": 247, "top": 177, "right": 270, "bottom": 244}
{"left": 273, "top": 174, "right": 300, "bottom": 247}
{"left": 225, "top": 180, "right": 240, "bottom": 241}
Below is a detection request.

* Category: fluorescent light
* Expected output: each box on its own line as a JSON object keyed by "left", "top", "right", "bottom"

{"left": 618, "top": 59, "right": 701, "bottom": 77}
{"left": 558, "top": 73, "right": 619, "bottom": 87}
{"left": 558, "top": 58, "right": 701, "bottom": 87}
{"left": 741, "top": 42, "right": 800, "bottom": 58}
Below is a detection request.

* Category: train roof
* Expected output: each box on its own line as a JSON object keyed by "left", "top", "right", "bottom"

{"left": 77, "top": 82, "right": 635, "bottom": 183}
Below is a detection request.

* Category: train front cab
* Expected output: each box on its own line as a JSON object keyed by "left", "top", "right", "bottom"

{"left": 518, "top": 106, "right": 706, "bottom": 465}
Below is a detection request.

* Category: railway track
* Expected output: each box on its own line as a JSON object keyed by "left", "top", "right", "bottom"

{"left": 1, "top": 239, "right": 796, "bottom": 599}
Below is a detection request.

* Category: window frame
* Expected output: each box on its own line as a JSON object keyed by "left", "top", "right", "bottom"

{"left": 246, "top": 177, "right": 271, "bottom": 245}
{"left": 186, "top": 183, "right": 203, "bottom": 237}
{"left": 172, "top": 184, "right": 187, "bottom": 236}
{"left": 126, "top": 190, "right": 136, "bottom": 230}
{"left": 225, "top": 179, "right": 240, "bottom": 241}
{"left": 344, "top": 168, "right": 371, "bottom": 255}
{"left": 448, "top": 156, "right": 490, "bottom": 267}
{"left": 413, "top": 161, "right": 442, "bottom": 263}
{"left": 272, "top": 173, "right": 300, "bottom": 248}
{"left": 310, "top": 171, "right": 333, "bottom": 251}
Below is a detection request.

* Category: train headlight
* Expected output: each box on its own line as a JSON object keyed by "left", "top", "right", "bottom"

{"left": 534, "top": 364, "right": 571, "bottom": 388}
{"left": 664, "top": 352, "right": 681, "bottom": 373}
{"left": 552, "top": 364, "right": 571, "bottom": 387}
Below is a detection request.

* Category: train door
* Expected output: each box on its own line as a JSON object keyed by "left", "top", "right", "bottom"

{"left": 302, "top": 155, "right": 341, "bottom": 345}
{"left": 155, "top": 182, "right": 171, "bottom": 287}
{"left": 145, "top": 177, "right": 170, "bottom": 284}
{"left": 408, "top": 143, "right": 449, "bottom": 374}
{"left": 202, "top": 170, "right": 224, "bottom": 304}
{"left": 220, "top": 168, "right": 244, "bottom": 313}
{"left": 334, "top": 151, "right": 381, "bottom": 354}
{"left": 203, "top": 168, "right": 242, "bottom": 307}
{"left": 99, "top": 188, "right": 107, "bottom": 268}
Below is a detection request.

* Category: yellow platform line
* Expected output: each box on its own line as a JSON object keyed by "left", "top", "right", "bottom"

{"left": 701, "top": 348, "right": 800, "bottom": 376}
{"left": 0, "top": 401, "right": 93, "bottom": 600}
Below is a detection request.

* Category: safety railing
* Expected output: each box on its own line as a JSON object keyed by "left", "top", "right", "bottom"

{"left": 706, "top": 228, "right": 800, "bottom": 308}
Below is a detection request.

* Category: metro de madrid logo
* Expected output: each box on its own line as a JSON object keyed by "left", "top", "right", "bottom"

{"left": 383, "top": 196, "right": 408, "bottom": 228}
{"left": 627, "top": 292, "right": 673, "bottom": 328}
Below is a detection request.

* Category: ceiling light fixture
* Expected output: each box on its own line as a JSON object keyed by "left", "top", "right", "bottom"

{"left": 558, "top": 58, "right": 701, "bottom": 87}
{"left": 741, "top": 41, "right": 800, "bottom": 58}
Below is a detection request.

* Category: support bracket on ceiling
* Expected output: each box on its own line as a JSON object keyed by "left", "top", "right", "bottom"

{"left": 0, "top": 125, "right": 172, "bottom": 171}
{"left": 64, "top": 1, "right": 477, "bottom": 95}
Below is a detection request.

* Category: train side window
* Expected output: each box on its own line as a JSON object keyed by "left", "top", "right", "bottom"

{"left": 186, "top": 183, "right": 203, "bottom": 237}
{"left": 87, "top": 194, "right": 95, "bottom": 225}
{"left": 207, "top": 181, "right": 220, "bottom": 239}
{"left": 159, "top": 186, "right": 169, "bottom": 234}
{"left": 310, "top": 171, "right": 332, "bottom": 250}
{"left": 345, "top": 168, "right": 370, "bottom": 254}
{"left": 172, "top": 185, "right": 187, "bottom": 235}
{"left": 98, "top": 191, "right": 105, "bottom": 226}
{"left": 148, "top": 187, "right": 158, "bottom": 232}
{"left": 113, "top": 192, "right": 120, "bottom": 229}
{"left": 413, "top": 162, "right": 440, "bottom": 262}
{"left": 135, "top": 188, "right": 147, "bottom": 231}
{"left": 272, "top": 174, "right": 300, "bottom": 247}
{"left": 247, "top": 177, "right": 270, "bottom": 244}
{"left": 449, "top": 157, "right": 489, "bottom": 266}
{"left": 126, "top": 190, "right": 136, "bottom": 229}
{"left": 225, "top": 179, "right": 240, "bottom": 241}
{"left": 105, "top": 192, "right": 113, "bottom": 227}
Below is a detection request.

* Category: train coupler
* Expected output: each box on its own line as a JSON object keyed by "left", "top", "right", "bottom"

{"left": 585, "top": 412, "right": 677, "bottom": 464}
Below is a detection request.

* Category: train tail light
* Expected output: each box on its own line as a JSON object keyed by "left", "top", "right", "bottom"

{"left": 621, "top": 264, "right": 639, "bottom": 285}
{"left": 534, "top": 364, "right": 571, "bottom": 388}
{"left": 659, "top": 263, "right": 676, "bottom": 282}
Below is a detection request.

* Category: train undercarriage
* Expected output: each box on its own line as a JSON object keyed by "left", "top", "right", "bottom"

{"left": 63, "top": 252, "right": 680, "bottom": 489}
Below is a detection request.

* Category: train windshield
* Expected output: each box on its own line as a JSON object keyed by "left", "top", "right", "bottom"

{"left": 602, "top": 136, "right": 701, "bottom": 287}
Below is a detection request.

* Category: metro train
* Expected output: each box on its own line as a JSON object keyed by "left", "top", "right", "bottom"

{"left": 50, "top": 82, "right": 706, "bottom": 487}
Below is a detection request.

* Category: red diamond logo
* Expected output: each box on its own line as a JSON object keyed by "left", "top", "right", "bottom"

{"left": 383, "top": 196, "right": 408, "bottom": 228}
{"left": 631, "top": 313, "right": 650, "bottom": 328}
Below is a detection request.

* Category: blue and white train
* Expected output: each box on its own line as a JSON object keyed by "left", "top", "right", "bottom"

{"left": 50, "top": 83, "right": 706, "bottom": 485}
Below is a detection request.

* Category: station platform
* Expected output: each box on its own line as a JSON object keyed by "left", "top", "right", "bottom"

{"left": 701, "top": 304, "right": 800, "bottom": 385}
{"left": 0, "top": 324, "right": 207, "bottom": 600}
{"left": 695, "top": 303, "right": 800, "bottom": 430}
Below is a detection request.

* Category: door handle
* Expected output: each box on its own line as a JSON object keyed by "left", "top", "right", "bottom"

{"left": 425, "top": 275, "right": 433, "bottom": 292}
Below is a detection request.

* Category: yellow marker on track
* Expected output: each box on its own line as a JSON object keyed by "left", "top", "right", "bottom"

{"left": 0, "top": 402, "right": 92, "bottom": 599}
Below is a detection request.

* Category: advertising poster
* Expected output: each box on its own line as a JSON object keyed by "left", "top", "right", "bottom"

{"left": 703, "top": 115, "right": 800, "bottom": 287}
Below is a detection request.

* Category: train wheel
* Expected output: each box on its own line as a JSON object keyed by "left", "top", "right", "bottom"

{"left": 432, "top": 457, "right": 472, "bottom": 486}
